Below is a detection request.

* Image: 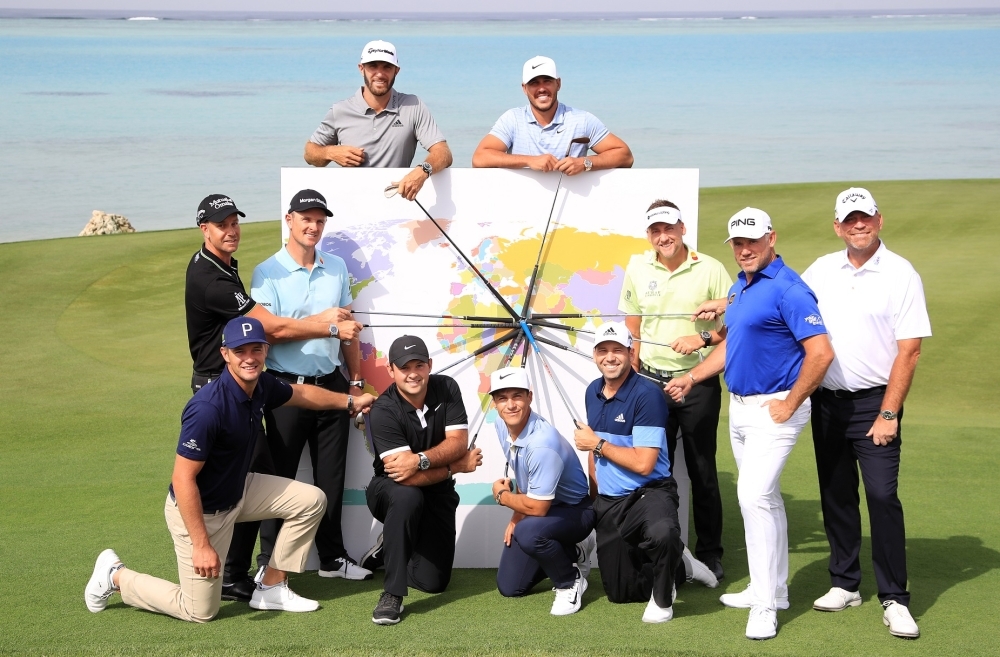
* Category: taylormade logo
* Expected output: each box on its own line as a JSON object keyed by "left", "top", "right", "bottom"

{"left": 368, "top": 47, "right": 395, "bottom": 56}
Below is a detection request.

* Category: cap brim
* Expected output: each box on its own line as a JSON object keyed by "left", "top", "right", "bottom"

{"left": 223, "top": 337, "right": 270, "bottom": 348}
{"left": 203, "top": 209, "right": 245, "bottom": 224}
{"left": 391, "top": 354, "right": 429, "bottom": 367}
{"left": 291, "top": 204, "right": 333, "bottom": 217}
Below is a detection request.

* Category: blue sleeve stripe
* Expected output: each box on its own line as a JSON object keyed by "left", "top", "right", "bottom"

{"left": 633, "top": 426, "right": 666, "bottom": 448}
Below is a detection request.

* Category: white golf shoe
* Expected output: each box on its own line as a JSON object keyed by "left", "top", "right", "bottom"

{"left": 85, "top": 549, "right": 123, "bottom": 613}
{"left": 551, "top": 568, "right": 588, "bottom": 616}
{"left": 682, "top": 546, "right": 719, "bottom": 588}
{"left": 641, "top": 585, "right": 676, "bottom": 623}
{"left": 575, "top": 531, "right": 596, "bottom": 582}
{"left": 745, "top": 605, "right": 778, "bottom": 640}
{"left": 720, "top": 583, "right": 789, "bottom": 610}
{"left": 319, "top": 556, "right": 373, "bottom": 581}
{"left": 813, "top": 586, "right": 862, "bottom": 612}
{"left": 249, "top": 580, "right": 319, "bottom": 612}
{"left": 882, "top": 601, "right": 920, "bottom": 639}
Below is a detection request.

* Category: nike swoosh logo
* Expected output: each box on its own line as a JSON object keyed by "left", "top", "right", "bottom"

{"left": 435, "top": 404, "right": 442, "bottom": 411}
{"left": 556, "top": 126, "right": 564, "bottom": 133}
{"left": 404, "top": 345, "right": 415, "bottom": 350}
{"left": 499, "top": 373, "right": 514, "bottom": 379}
{"left": 532, "top": 63, "right": 543, "bottom": 69}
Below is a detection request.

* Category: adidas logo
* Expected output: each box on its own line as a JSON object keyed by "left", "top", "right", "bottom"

{"left": 614, "top": 413, "right": 625, "bottom": 423}
{"left": 605, "top": 326, "right": 617, "bottom": 335}
{"left": 182, "top": 439, "right": 201, "bottom": 451}
{"left": 391, "top": 118, "right": 404, "bottom": 127}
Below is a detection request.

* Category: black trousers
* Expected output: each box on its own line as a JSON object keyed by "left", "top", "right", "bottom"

{"left": 811, "top": 389, "right": 909, "bottom": 606}
{"left": 259, "top": 371, "right": 350, "bottom": 568}
{"left": 593, "top": 478, "right": 683, "bottom": 608}
{"left": 366, "top": 475, "right": 460, "bottom": 598}
{"left": 193, "top": 373, "right": 275, "bottom": 583}
{"left": 663, "top": 373, "right": 724, "bottom": 563}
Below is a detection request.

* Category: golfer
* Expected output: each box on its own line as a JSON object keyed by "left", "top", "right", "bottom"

{"left": 364, "top": 335, "right": 483, "bottom": 625}
{"left": 250, "top": 189, "right": 371, "bottom": 583}
{"left": 619, "top": 200, "right": 733, "bottom": 581}
{"left": 472, "top": 55, "right": 633, "bottom": 174}
{"left": 85, "top": 317, "right": 376, "bottom": 622}
{"left": 573, "top": 322, "right": 697, "bottom": 624}
{"left": 304, "top": 40, "right": 452, "bottom": 200}
{"left": 185, "top": 193, "right": 361, "bottom": 603}
{"left": 489, "top": 367, "right": 596, "bottom": 616}
{"left": 801, "top": 188, "right": 929, "bottom": 639}
{"left": 667, "top": 208, "right": 834, "bottom": 640}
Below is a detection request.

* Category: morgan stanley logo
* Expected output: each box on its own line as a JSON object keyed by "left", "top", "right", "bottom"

{"left": 804, "top": 314, "right": 824, "bottom": 326}
{"left": 209, "top": 197, "right": 235, "bottom": 210}
{"left": 298, "top": 197, "right": 322, "bottom": 204}
{"left": 182, "top": 439, "right": 201, "bottom": 452}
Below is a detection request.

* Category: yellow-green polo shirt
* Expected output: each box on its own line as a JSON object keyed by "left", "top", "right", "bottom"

{"left": 618, "top": 248, "right": 733, "bottom": 372}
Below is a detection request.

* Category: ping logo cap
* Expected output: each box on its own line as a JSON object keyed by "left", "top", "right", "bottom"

{"left": 523, "top": 55, "right": 558, "bottom": 84}
{"left": 594, "top": 321, "right": 633, "bottom": 349}
{"left": 489, "top": 366, "right": 531, "bottom": 394}
{"left": 222, "top": 317, "right": 269, "bottom": 349}
{"left": 388, "top": 334, "right": 429, "bottom": 368}
{"left": 197, "top": 194, "right": 245, "bottom": 226}
{"left": 725, "top": 207, "right": 773, "bottom": 243}
{"left": 288, "top": 189, "right": 333, "bottom": 217}
{"left": 360, "top": 40, "right": 399, "bottom": 66}
{"left": 835, "top": 187, "right": 878, "bottom": 222}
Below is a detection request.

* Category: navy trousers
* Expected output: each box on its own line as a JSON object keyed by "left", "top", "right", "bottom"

{"left": 496, "top": 500, "right": 596, "bottom": 596}
{"left": 811, "top": 389, "right": 910, "bottom": 606}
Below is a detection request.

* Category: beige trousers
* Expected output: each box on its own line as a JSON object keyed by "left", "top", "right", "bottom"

{"left": 118, "top": 473, "right": 326, "bottom": 623}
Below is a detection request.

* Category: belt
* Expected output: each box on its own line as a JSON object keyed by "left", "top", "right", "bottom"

{"left": 268, "top": 369, "right": 341, "bottom": 386}
{"left": 168, "top": 489, "right": 236, "bottom": 515}
{"left": 640, "top": 363, "right": 688, "bottom": 382}
{"left": 193, "top": 371, "right": 221, "bottom": 380}
{"left": 819, "top": 385, "right": 887, "bottom": 400}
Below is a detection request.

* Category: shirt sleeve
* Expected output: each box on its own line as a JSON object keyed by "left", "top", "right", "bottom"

{"left": 487, "top": 110, "right": 517, "bottom": 149}
{"left": 523, "top": 447, "right": 563, "bottom": 501}
{"left": 584, "top": 111, "right": 611, "bottom": 148}
{"left": 708, "top": 260, "right": 735, "bottom": 300}
{"left": 892, "top": 269, "right": 932, "bottom": 340}
{"left": 412, "top": 98, "right": 446, "bottom": 150}
{"left": 204, "top": 276, "right": 256, "bottom": 320}
{"left": 443, "top": 377, "right": 469, "bottom": 431}
{"left": 250, "top": 263, "right": 279, "bottom": 316}
{"left": 369, "top": 398, "right": 412, "bottom": 460}
{"left": 618, "top": 264, "right": 640, "bottom": 314}
{"left": 262, "top": 373, "right": 294, "bottom": 410}
{"left": 631, "top": 384, "right": 668, "bottom": 449}
{"left": 309, "top": 106, "right": 340, "bottom": 146}
{"left": 780, "top": 283, "right": 829, "bottom": 342}
{"left": 176, "top": 401, "right": 219, "bottom": 462}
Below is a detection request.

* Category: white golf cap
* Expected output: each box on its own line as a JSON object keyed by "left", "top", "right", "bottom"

{"left": 835, "top": 187, "right": 878, "bottom": 222}
{"left": 360, "top": 40, "right": 399, "bottom": 66}
{"left": 594, "top": 321, "right": 633, "bottom": 349}
{"left": 725, "top": 207, "right": 773, "bottom": 243}
{"left": 489, "top": 367, "right": 531, "bottom": 394}
{"left": 645, "top": 205, "right": 682, "bottom": 229}
{"left": 523, "top": 56, "right": 558, "bottom": 84}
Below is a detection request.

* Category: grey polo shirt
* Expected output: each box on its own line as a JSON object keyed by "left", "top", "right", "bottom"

{"left": 309, "top": 87, "right": 446, "bottom": 168}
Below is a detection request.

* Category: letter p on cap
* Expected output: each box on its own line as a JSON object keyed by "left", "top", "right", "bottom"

{"left": 242, "top": 322, "right": 253, "bottom": 337}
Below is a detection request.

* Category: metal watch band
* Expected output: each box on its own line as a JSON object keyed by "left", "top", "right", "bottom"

{"left": 349, "top": 379, "right": 366, "bottom": 388}
{"left": 420, "top": 162, "right": 433, "bottom": 177}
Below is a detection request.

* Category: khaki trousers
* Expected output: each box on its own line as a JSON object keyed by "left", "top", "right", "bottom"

{"left": 118, "top": 473, "right": 326, "bottom": 623}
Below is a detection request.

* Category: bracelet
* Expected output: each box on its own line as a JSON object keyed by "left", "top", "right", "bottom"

{"left": 495, "top": 489, "right": 506, "bottom": 505}
{"left": 687, "top": 372, "right": 696, "bottom": 384}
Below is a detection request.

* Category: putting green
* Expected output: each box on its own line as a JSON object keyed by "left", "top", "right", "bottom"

{"left": 1, "top": 179, "right": 998, "bottom": 656}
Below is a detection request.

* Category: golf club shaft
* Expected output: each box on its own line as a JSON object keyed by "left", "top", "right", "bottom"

{"left": 519, "top": 320, "right": 581, "bottom": 427}
{"left": 354, "top": 310, "right": 509, "bottom": 322}
{"left": 530, "top": 312, "right": 696, "bottom": 319}
{"left": 468, "top": 329, "right": 525, "bottom": 449}
{"left": 363, "top": 323, "right": 514, "bottom": 329}
{"left": 434, "top": 330, "right": 517, "bottom": 375}
{"left": 529, "top": 318, "right": 681, "bottom": 351}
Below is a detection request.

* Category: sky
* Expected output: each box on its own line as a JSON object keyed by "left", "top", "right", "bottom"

{"left": 3, "top": 1, "right": 1000, "bottom": 13}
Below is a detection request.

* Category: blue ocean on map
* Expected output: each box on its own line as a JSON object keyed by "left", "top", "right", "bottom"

{"left": 1, "top": 13, "right": 999, "bottom": 242}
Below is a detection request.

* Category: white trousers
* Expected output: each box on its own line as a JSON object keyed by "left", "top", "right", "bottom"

{"left": 728, "top": 391, "right": 811, "bottom": 611}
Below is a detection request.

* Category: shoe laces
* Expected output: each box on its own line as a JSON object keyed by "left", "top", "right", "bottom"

{"left": 748, "top": 605, "right": 773, "bottom": 622}
{"left": 376, "top": 591, "right": 401, "bottom": 611}
{"left": 553, "top": 586, "right": 578, "bottom": 604}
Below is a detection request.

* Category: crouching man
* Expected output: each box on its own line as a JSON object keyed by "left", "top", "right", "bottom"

{"left": 84, "top": 317, "right": 375, "bottom": 622}
{"left": 489, "top": 367, "right": 597, "bottom": 616}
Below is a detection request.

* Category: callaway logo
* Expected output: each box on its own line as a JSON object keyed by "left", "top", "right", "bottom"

{"left": 391, "top": 118, "right": 404, "bottom": 127}
{"left": 368, "top": 47, "right": 395, "bottom": 56}
{"left": 208, "top": 197, "right": 234, "bottom": 210}
{"left": 804, "top": 314, "right": 824, "bottom": 326}
{"left": 614, "top": 413, "right": 626, "bottom": 423}
{"left": 499, "top": 372, "right": 515, "bottom": 379}
{"left": 841, "top": 192, "right": 871, "bottom": 205}
{"left": 182, "top": 439, "right": 200, "bottom": 452}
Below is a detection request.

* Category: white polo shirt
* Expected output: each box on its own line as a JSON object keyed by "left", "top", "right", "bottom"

{"left": 801, "top": 242, "right": 931, "bottom": 392}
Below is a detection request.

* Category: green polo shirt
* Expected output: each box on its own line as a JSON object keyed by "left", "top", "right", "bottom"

{"left": 618, "top": 248, "right": 733, "bottom": 372}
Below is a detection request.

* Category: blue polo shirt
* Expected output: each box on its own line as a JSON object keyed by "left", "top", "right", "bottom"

{"left": 488, "top": 102, "right": 610, "bottom": 158}
{"left": 171, "top": 368, "right": 293, "bottom": 512}
{"left": 250, "top": 247, "right": 352, "bottom": 377}
{"left": 585, "top": 369, "right": 670, "bottom": 497}
{"left": 723, "top": 255, "right": 828, "bottom": 396}
{"left": 495, "top": 411, "right": 589, "bottom": 505}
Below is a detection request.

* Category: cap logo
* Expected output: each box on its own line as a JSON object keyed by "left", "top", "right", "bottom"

{"left": 208, "top": 197, "right": 234, "bottom": 210}
{"left": 499, "top": 372, "right": 515, "bottom": 379}
{"left": 731, "top": 217, "right": 755, "bottom": 228}
{"left": 368, "top": 47, "right": 395, "bottom": 56}
{"left": 841, "top": 192, "right": 868, "bottom": 204}
{"left": 241, "top": 322, "right": 253, "bottom": 337}
{"left": 197, "top": 210, "right": 205, "bottom": 219}
{"left": 404, "top": 344, "right": 415, "bottom": 350}
{"left": 605, "top": 326, "right": 617, "bottom": 335}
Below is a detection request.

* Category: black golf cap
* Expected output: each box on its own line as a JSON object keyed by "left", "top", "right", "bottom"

{"left": 196, "top": 194, "right": 245, "bottom": 226}
{"left": 388, "top": 335, "right": 430, "bottom": 368}
{"left": 288, "top": 189, "right": 333, "bottom": 217}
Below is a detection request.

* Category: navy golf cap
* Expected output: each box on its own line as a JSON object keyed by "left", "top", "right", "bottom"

{"left": 221, "top": 317, "right": 269, "bottom": 349}
{"left": 288, "top": 189, "right": 333, "bottom": 217}
{"left": 197, "top": 194, "right": 245, "bottom": 226}
{"left": 388, "top": 335, "right": 429, "bottom": 367}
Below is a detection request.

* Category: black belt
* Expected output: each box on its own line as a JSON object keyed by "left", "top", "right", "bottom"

{"left": 819, "top": 385, "right": 886, "bottom": 400}
{"left": 268, "top": 369, "right": 342, "bottom": 386}
{"left": 640, "top": 362, "right": 688, "bottom": 382}
{"left": 193, "top": 370, "right": 222, "bottom": 380}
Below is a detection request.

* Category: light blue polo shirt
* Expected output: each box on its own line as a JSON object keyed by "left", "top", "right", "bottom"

{"left": 488, "top": 102, "right": 610, "bottom": 158}
{"left": 585, "top": 369, "right": 671, "bottom": 498}
{"left": 723, "top": 255, "right": 828, "bottom": 396}
{"left": 250, "top": 247, "right": 352, "bottom": 377}
{"left": 495, "top": 411, "right": 589, "bottom": 505}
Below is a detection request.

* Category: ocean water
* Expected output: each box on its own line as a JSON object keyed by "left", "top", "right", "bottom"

{"left": 1, "top": 14, "right": 999, "bottom": 242}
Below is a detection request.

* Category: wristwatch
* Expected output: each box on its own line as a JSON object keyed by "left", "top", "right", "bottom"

{"left": 328, "top": 324, "right": 339, "bottom": 338}
{"left": 347, "top": 395, "right": 354, "bottom": 414}
{"left": 593, "top": 438, "right": 607, "bottom": 459}
{"left": 349, "top": 378, "right": 366, "bottom": 389}
{"left": 880, "top": 410, "right": 898, "bottom": 421}
{"left": 417, "top": 452, "right": 431, "bottom": 470}
{"left": 420, "top": 162, "right": 433, "bottom": 177}
{"left": 699, "top": 331, "right": 712, "bottom": 347}
{"left": 583, "top": 158, "right": 593, "bottom": 172}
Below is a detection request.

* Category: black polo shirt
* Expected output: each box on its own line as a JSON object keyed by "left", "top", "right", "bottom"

{"left": 170, "top": 368, "right": 293, "bottom": 512}
{"left": 368, "top": 375, "right": 469, "bottom": 478}
{"left": 185, "top": 246, "right": 257, "bottom": 375}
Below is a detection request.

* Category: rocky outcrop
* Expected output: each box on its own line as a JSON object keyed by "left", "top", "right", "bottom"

{"left": 79, "top": 211, "right": 136, "bottom": 236}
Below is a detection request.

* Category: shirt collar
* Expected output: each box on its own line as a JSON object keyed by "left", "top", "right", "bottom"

{"left": 525, "top": 102, "right": 566, "bottom": 127}
{"left": 218, "top": 367, "right": 256, "bottom": 405}
{"left": 507, "top": 411, "right": 543, "bottom": 449}
{"left": 645, "top": 246, "right": 699, "bottom": 274}
{"left": 737, "top": 254, "right": 786, "bottom": 285}
{"left": 838, "top": 241, "right": 886, "bottom": 273}
{"left": 276, "top": 246, "right": 326, "bottom": 273}
{"left": 199, "top": 246, "right": 238, "bottom": 277}
{"left": 596, "top": 368, "right": 638, "bottom": 402}
{"left": 354, "top": 87, "right": 400, "bottom": 115}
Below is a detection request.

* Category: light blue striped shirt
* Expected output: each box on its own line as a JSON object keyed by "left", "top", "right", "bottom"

{"left": 250, "top": 247, "right": 352, "bottom": 377}
{"left": 488, "top": 102, "right": 610, "bottom": 158}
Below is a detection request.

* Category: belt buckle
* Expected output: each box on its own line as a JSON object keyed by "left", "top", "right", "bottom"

{"left": 296, "top": 375, "right": 305, "bottom": 385}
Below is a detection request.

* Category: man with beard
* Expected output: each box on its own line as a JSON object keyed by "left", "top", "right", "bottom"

{"left": 304, "top": 40, "right": 452, "bottom": 201}
{"left": 472, "top": 55, "right": 633, "bottom": 174}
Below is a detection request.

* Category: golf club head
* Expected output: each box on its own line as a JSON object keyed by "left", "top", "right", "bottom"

{"left": 564, "top": 136, "right": 591, "bottom": 158}
{"left": 384, "top": 184, "right": 400, "bottom": 199}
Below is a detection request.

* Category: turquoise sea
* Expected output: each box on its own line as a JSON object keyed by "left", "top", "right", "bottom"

{"left": 1, "top": 14, "right": 999, "bottom": 242}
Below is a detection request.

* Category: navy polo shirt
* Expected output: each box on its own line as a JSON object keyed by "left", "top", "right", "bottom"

{"left": 170, "top": 368, "right": 293, "bottom": 512}
{"left": 585, "top": 369, "right": 671, "bottom": 497}
{"left": 723, "top": 255, "right": 828, "bottom": 396}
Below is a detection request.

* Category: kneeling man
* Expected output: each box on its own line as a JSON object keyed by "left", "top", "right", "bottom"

{"left": 85, "top": 317, "right": 375, "bottom": 622}
{"left": 365, "top": 335, "right": 483, "bottom": 625}
{"left": 489, "top": 367, "right": 596, "bottom": 616}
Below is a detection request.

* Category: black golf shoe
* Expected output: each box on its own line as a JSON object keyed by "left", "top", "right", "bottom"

{"left": 221, "top": 576, "right": 256, "bottom": 603}
{"left": 372, "top": 591, "right": 404, "bottom": 625}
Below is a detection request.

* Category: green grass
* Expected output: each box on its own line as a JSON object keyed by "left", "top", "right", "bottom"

{"left": 1, "top": 179, "right": 998, "bottom": 656}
